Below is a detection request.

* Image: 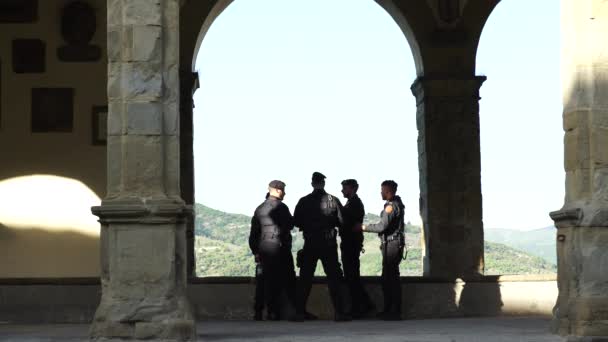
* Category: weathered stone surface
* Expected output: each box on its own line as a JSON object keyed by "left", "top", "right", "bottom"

{"left": 92, "top": 0, "right": 195, "bottom": 340}
{"left": 107, "top": 101, "right": 123, "bottom": 136}
{"left": 555, "top": 8, "right": 608, "bottom": 340}
{"left": 129, "top": 25, "right": 162, "bottom": 62}
{"left": 412, "top": 76, "right": 485, "bottom": 279}
{"left": 122, "top": 62, "right": 163, "bottom": 100}
{"left": 112, "top": 226, "right": 174, "bottom": 283}
{"left": 122, "top": 135, "right": 164, "bottom": 195}
{"left": 123, "top": 0, "right": 161, "bottom": 26}
{"left": 126, "top": 102, "right": 162, "bottom": 135}
{"left": 107, "top": 63, "right": 122, "bottom": 100}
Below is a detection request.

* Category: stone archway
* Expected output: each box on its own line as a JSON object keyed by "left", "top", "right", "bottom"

{"left": 91, "top": 0, "right": 499, "bottom": 340}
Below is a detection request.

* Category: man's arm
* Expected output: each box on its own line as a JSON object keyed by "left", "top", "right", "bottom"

{"left": 355, "top": 198, "right": 365, "bottom": 224}
{"left": 293, "top": 199, "right": 304, "bottom": 230}
{"left": 248, "top": 216, "right": 261, "bottom": 254}
{"left": 279, "top": 203, "right": 294, "bottom": 231}
{"left": 362, "top": 204, "right": 394, "bottom": 233}
{"left": 335, "top": 197, "right": 344, "bottom": 228}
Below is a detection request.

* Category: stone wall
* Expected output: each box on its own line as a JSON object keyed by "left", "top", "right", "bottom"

{"left": 0, "top": 276, "right": 558, "bottom": 323}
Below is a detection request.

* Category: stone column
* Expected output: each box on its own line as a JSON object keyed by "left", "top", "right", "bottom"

{"left": 180, "top": 69, "right": 198, "bottom": 277}
{"left": 411, "top": 77, "right": 485, "bottom": 279}
{"left": 90, "top": 0, "right": 195, "bottom": 340}
{"left": 550, "top": 1, "right": 608, "bottom": 339}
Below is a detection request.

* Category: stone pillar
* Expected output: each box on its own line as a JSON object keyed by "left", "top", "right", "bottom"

{"left": 411, "top": 77, "right": 485, "bottom": 279}
{"left": 180, "top": 69, "right": 198, "bottom": 277}
{"left": 550, "top": 1, "right": 608, "bottom": 339}
{"left": 90, "top": 0, "right": 195, "bottom": 340}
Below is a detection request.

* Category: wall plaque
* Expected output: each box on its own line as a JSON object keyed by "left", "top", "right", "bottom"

{"left": 57, "top": 1, "right": 101, "bottom": 62}
{"left": 31, "top": 88, "right": 74, "bottom": 132}
{"left": 0, "top": 0, "right": 38, "bottom": 23}
{"left": 91, "top": 105, "right": 107, "bottom": 145}
{"left": 12, "top": 39, "right": 45, "bottom": 73}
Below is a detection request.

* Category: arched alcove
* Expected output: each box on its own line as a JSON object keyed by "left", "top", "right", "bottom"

{"left": 477, "top": 0, "right": 561, "bottom": 275}
{"left": 185, "top": 0, "right": 422, "bottom": 277}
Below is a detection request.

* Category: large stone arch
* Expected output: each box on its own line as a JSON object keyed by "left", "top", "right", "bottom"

{"left": 91, "top": 1, "right": 501, "bottom": 340}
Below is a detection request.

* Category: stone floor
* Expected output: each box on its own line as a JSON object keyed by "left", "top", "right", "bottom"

{"left": 0, "top": 317, "right": 563, "bottom": 341}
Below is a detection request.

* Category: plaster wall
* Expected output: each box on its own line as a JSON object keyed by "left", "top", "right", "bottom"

{"left": 0, "top": 0, "right": 107, "bottom": 278}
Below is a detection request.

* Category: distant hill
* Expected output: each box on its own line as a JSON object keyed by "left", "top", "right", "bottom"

{"left": 484, "top": 226, "right": 556, "bottom": 264}
{"left": 194, "top": 204, "right": 556, "bottom": 277}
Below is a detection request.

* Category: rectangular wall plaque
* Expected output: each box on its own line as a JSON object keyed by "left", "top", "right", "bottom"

{"left": 31, "top": 88, "right": 74, "bottom": 132}
{"left": 0, "top": 0, "right": 38, "bottom": 23}
{"left": 92, "top": 105, "right": 107, "bottom": 145}
{"left": 12, "top": 39, "right": 45, "bottom": 73}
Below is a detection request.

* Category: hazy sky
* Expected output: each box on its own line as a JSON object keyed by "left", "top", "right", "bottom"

{"left": 192, "top": 0, "right": 562, "bottom": 231}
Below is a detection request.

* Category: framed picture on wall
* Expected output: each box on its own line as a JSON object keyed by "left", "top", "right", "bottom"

{"left": 92, "top": 105, "right": 107, "bottom": 145}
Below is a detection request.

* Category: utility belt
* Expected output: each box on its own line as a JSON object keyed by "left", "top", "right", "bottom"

{"left": 304, "top": 228, "right": 337, "bottom": 241}
{"left": 381, "top": 232, "right": 404, "bottom": 246}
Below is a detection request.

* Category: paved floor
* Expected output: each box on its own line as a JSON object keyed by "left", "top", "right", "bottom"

{"left": 0, "top": 317, "right": 563, "bottom": 341}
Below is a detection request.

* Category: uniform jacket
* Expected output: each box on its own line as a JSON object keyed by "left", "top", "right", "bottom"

{"left": 365, "top": 195, "right": 405, "bottom": 238}
{"left": 248, "top": 196, "right": 294, "bottom": 254}
{"left": 339, "top": 194, "right": 365, "bottom": 245}
{"left": 293, "top": 189, "right": 343, "bottom": 241}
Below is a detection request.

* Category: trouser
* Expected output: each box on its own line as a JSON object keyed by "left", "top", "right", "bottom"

{"left": 284, "top": 251, "right": 297, "bottom": 310}
{"left": 381, "top": 239, "right": 403, "bottom": 314}
{"left": 254, "top": 263, "right": 265, "bottom": 314}
{"left": 340, "top": 241, "right": 373, "bottom": 314}
{"left": 258, "top": 240, "right": 294, "bottom": 316}
{"left": 297, "top": 241, "right": 348, "bottom": 315}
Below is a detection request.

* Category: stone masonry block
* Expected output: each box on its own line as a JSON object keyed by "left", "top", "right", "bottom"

{"left": 565, "top": 130, "right": 590, "bottom": 171}
{"left": 108, "top": 63, "right": 122, "bottom": 100}
{"left": 590, "top": 109, "right": 608, "bottom": 128}
{"left": 122, "top": 62, "right": 163, "bottom": 100}
{"left": 107, "top": 28, "right": 122, "bottom": 62}
{"left": 164, "top": 64, "right": 180, "bottom": 103}
{"left": 590, "top": 126, "right": 608, "bottom": 167}
{"left": 131, "top": 26, "right": 162, "bottom": 62}
{"left": 126, "top": 102, "right": 162, "bottom": 135}
{"left": 108, "top": 101, "right": 123, "bottom": 136}
{"left": 112, "top": 226, "right": 174, "bottom": 283}
{"left": 592, "top": 67, "right": 608, "bottom": 110}
{"left": 564, "top": 110, "right": 589, "bottom": 132}
{"left": 135, "top": 322, "right": 163, "bottom": 339}
{"left": 105, "top": 136, "right": 123, "bottom": 198}
{"left": 163, "top": 101, "right": 178, "bottom": 135}
{"left": 566, "top": 169, "right": 591, "bottom": 202}
{"left": 122, "top": 135, "right": 164, "bottom": 195}
{"left": 164, "top": 135, "right": 181, "bottom": 197}
{"left": 593, "top": 168, "right": 608, "bottom": 202}
{"left": 123, "top": 0, "right": 161, "bottom": 26}
{"left": 107, "top": 0, "right": 122, "bottom": 27}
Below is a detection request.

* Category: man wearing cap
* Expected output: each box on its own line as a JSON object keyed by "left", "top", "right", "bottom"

{"left": 357, "top": 180, "right": 405, "bottom": 321}
{"left": 249, "top": 180, "right": 297, "bottom": 320}
{"left": 294, "top": 172, "right": 351, "bottom": 321}
{"left": 339, "top": 179, "right": 374, "bottom": 318}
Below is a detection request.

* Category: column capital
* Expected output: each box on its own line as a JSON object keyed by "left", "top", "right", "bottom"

{"left": 410, "top": 76, "right": 486, "bottom": 104}
{"left": 92, "top": 197, "right": 191, "bottom": 225}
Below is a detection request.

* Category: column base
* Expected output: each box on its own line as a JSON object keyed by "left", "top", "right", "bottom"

{"left": 566, "top": 337, "right": 608, "bottom": 342}
{"left": 90, "top": 296, "right": 195, "bottom": 341}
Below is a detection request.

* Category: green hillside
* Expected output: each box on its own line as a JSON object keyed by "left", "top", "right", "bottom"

{"left": 194, "top": 204, "right": 556, "bottom": 277}
{"left": 484, "top": 226, "right": 556, "bottom": 264}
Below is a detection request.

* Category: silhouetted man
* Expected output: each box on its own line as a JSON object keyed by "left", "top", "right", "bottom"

{"left": 294, "top": 172, "right": 351, "bottom": 321}
{"left": 249, "top": 181, "right": 296, "bottom": 320}
{"left": 339, "top": 179, "right": 374, "bottom": 318}
{"left": 358, "top": 180, "right": 405, "bottom": 320}
{"left": 249, "top": 192, "right": 269, "bottom": 320}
